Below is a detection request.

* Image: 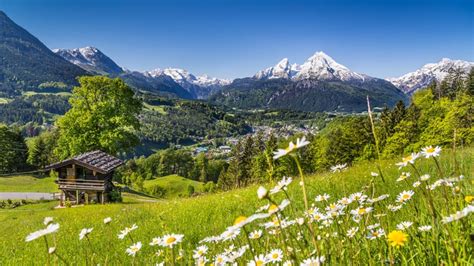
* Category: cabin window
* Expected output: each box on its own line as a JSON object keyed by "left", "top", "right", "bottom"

{"left": 67, "top": 167, "right": 75, "bottom": 178}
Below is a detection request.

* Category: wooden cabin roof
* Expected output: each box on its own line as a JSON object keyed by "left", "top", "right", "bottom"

{"left": 45, "top": 150, "right": 123, "bottom": 174}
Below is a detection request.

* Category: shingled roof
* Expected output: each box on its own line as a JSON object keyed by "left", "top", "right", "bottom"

{"left": 45, "top": 150, "right": 123, "bottom": 174}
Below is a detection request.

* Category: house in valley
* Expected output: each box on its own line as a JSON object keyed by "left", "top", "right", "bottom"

{"left": 45, "top": 150, "right": 123, "bottom": 205}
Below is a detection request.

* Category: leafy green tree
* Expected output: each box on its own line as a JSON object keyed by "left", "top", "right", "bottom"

{"left": 27, "top": 137, "right": 48, "bottom": 169}
{"left": 195, "top": 153, "right": 209, "bottom": 182}
{"left": 0, "top": 125, "right": 28, "bottom": 173}
{"left": 55, "top": 76, "right": 142, "bottom": 159}
{"left": 466, "top": 67, "right": 474, "bottom": 96}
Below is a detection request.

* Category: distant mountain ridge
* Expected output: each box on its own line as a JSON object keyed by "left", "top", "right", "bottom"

{"left": 210, "top": 52, "right": 408, "bottom": 112}
{"left": 1, "top": 10, "right": 472, "bottom": 111}
{"left": 53, "top": 47, "right": 124, "bottom": 75}
{"left": 0, "top": 11, "right": 87, "bottom": 96}
{"left": 254, "top": 52, "right": 370, "bottom": 82}
{"left": 387, "top": 58, "right": 474, "bottom": 94}
{"left": 54, "top": 46, "right": 230, "bottom": 99}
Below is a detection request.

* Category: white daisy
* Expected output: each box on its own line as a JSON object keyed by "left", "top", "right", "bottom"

{"left": 418, "top": 225, "right": 432, "bottom": 232}
{"left": 331, "top": 163, "right": 347, "bottom": 173}
{"left": 221, "top": 227, "right": 241, "bottom": 241}
{"left": 118, "top": 224, "right": 138, "bottom": 239}
{"left": 266, "top": 249, "right": 283, "bottom": 263}
{"left": 249, "top": 230, "right": 262, "bottom": 239}
{"left": 420, "top": 174, "right": 431, "bottom": 181}
{"left": 396, "top": 152, "right": 420, "bottom": 168}
{"left": 396, "top": 172, "right": 411, "bottom": 182}
{"left": 346, "top": 227, "right": 359, "bottom": 238}
{"left": 315, "top": 193, "right": 330, "bottom": 202}
{"left": 248, "top": 254, "right": 267, "bottom": 266}
{"left": 412, "top": 181, "right": 421, "bottom": 188}
{"left": 103, "top": 217, "right": 112, "bottom": 224}
{"left": 366, "top": 228, "right": 385, "bottom": 240}
{"left": 296, "top": 136, "right": 310, "bottom": 149}
{"left": 79, "top": 228, "right": 93, "bottom": 240}
{"left": 160, "top": 233, "right": 184, "bottom": 247}
{"left": 43, "top": 217, "right": 54, "bottom": 226}
{"left": 193, "top": 245, "right": 208, "bottom": 259}
{"left": 387, "top": 204, "right": 403, "bottom": 212}
{"left": 214, "top": 254, "right": 228, "bottom": 266}
{"left": 25, "top": 223, "right": 60, "bottom": 242}
{"left": 301, "top": 256, "right": 325, "bottom": 266}
{"left": 273, "top": 141, "right": 296, "bottom": 160}
{"left": 396, "top": 221, "right": 413, "bottom": 230}
{"left": 421, "top": 146, "right": 441, "bottom": 158}
{"left": 396, "top": 190, "right": 414, "bottom": 203}
{"left": 257, "top": 186, "right": 268, "bottom": 199}
{"left": 126, "top": 242, "right": 142, "bottom": 257}
{"left": 150, "top": 237, "right": 162, "bottom": 246}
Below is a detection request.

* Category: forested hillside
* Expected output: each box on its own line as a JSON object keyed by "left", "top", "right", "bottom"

{"left": 210, "top": 77, "right": 408, "bottom": 112}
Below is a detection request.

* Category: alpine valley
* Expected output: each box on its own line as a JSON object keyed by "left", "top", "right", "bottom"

{"left": 0, "top": 10, "right": 472, "bottom": 113}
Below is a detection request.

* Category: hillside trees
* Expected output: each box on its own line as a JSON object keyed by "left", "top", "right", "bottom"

{"left": 0, "top": 125, "right": 28, "bottom": 173}
{"left": 55, "top": 76, "right": 142, "bottom": 159}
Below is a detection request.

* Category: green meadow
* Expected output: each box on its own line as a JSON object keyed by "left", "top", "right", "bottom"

{"left": 143, "top": 174, "right": 205, "bottom": 198}
{"left": 0, "top": 147, "right": 472, "bottom": 265}
{"left": 0, "top": 175, "right": 58, "bottom": 193}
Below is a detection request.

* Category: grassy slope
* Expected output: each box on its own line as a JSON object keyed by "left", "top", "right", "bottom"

{"left": 143, "top": 174, "right": 204, "bottom": 198}
{"left": 0, "top": 175, "right": 59, "bottom": 193}
{"left": 0, "top": 148, "right": 472, "bottom": 264}
{"left": 0, "top": 97, "right": 11, "bottom": 104}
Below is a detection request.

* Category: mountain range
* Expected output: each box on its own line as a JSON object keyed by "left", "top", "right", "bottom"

{"left": 0, "top": 10, "right": 472, "bottom": 111}
{"left": 387, "top": 58, "right": 474, "bottom": 94}
{"left": 210, "top": 52, "right": 408, "bottom": 112}
{"left": 0, "top": 11, "right": 86, "bottom": 96}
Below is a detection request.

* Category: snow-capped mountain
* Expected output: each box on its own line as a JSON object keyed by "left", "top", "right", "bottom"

{"left": 148, "top": 68, "right": 230, "bottom": 89}
{"left": 145, "top": 68, "right": 230, "bottom": 99}
{"left": 54, "top": 46, "right": 230, "bottom": 99}
{"left": 53, "top": 46, "right": 124, "bottom": 75}
{"left": 254, "top": 51, "right": 368, "bottom": 82}
{"left": 255, "top": 58, "right": 297, "bottom": 79}
{"left": 387, "top": 58, "right": 474, "bottom": 93}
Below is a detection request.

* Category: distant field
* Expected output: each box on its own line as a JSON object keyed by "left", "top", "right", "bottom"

{"left": 0, "top": 175, "right": 59, "bottom": 193}
{"left": 0, "top": 97, "right": 11, "bottom": 104}
{"left": 143, "top": 102, "right": 167, "bottom": 114}
{"left": 143, "top": 174, "right": 204, "bottom": 198}
{"left": 22, "top": 91, "right": 72, "bottom": 97}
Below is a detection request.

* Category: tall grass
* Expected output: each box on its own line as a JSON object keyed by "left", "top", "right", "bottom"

{"left": 0, "top": 146, "right": 472, "bottom": 265}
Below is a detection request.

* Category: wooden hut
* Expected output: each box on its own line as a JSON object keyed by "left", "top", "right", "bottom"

{"left": 45, "top": 150, "right": 123, "bottom": 205}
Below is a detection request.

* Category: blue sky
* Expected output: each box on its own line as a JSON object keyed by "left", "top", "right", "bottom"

{"left": 1, "top": 0, "right": 473, "bottom": 79}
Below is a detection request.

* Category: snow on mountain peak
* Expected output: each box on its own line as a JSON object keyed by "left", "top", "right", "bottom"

{"left": 53, "top": 46, "right": 123, "bottom": 75}
{"left": 387, "top": 58, "right": 474, "bottom": 93}
{"left": 295, "top": 51, "right": 365, "bottom": 81}
{"left": 254, "top": 58, "right": 296, "bottom": 79}
{"left": 145, "top": 67, "right": 230, "bottom": 88}
{"left": 254, "top": 51, "right": 366, "bottom": 82}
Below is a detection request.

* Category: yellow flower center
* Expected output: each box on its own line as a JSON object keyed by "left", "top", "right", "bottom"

{"left": 234, "top": 216, "right": 247, "bottom": 225}
{"left": 403, "top": 156, "right": 412, "bottom": 163}
{"left": 426, "top": 147, "right": 435, "bottom": 153}
{"left": 268, "top": 204, "right": 278, "bottom": 213}
{"left": 166, "top": 237, "right": 176, "bottom": 245}
{"left": 272, "top": 253, "right": 279, "bottom": 259}
{"left": 402, "top": 194, "right": 410, "bottom": 200}
{"left": 465, "top": 195, "right": 474, "bottom": 203}
{"left": 358, "top": 208, "right": 366, "bottom": 215}
{"left": 256, "top": 260, "right": 264, "bottom": 266}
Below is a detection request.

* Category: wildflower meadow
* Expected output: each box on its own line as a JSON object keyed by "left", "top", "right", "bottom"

{"left": 1, "top": 140, "right": 473, "bottom": 265}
